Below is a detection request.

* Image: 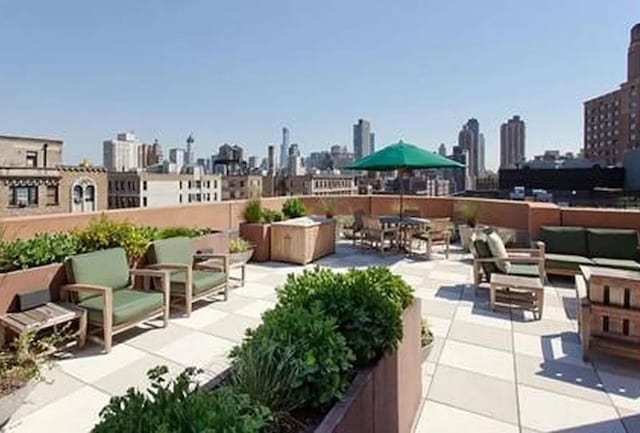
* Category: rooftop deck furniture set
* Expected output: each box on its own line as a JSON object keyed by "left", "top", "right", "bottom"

{"left": 61, "top": 238, "right": 228, "bottom": 352}
{"left": 539, "top": 226, "right": 640, "bottom": 276}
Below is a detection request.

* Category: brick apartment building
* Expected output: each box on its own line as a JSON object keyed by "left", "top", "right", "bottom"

{"left": 0, "top": 135, "right": 107, "bottom": 216}
{"left": 584, "top": 23, "right": 640, "bottom": 165}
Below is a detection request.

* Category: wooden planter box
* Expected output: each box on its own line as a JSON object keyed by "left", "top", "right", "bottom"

{"left": 239, "top": 223, "right": 271, "bottom": 262}
{"left": 314, "top": 299, "right": 422, "bottom": 433}
{"left": 190, "top": 231, "right": 229, "bottom": 254}
{"left": 270, "top": 216, "right": 336, "bottom": 265}
{"left": 0, "top": 264, "right": 67, "bottom": 315}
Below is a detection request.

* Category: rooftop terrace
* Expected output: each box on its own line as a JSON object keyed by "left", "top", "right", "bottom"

{"left": 2, "top": 240, "right": 638, "bottom": 433}
{"left": 3, "top": 196, "right": 640, "bottom": 432}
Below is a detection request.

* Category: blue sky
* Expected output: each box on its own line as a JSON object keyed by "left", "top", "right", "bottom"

{"left": 0, "top": 1, "right": 637, "bottom": 169}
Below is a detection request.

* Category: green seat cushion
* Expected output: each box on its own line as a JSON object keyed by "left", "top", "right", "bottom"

{"left": 591, "top": 257, "right": 640, "bottom": 271}
{"left": 66, "top": 248, "right": 130, "bottom": 301}
{"left": 169, "top": 270, "right": 227, "bottom": 295}
{"left": 149, "top": 237, "right": 193, "bottom": 265}
{"left": 79, "top": 288, "right": 163, "bottom": 325}
{"left": 539, "top": 226, "right": 587, "bottom": 256}
{"left": 507, "top": 264, "right": 540, "bottom": 278}
{"left": 587, "top": 229, "right": 639, "bottom": 260}
{"left": 545, "top": 253, "right": 594, "bottom": 271}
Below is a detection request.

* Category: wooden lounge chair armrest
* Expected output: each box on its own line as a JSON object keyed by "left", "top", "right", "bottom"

{"left": 61, "top": 283, "right": 111, "bottom": 296}
{"left": 507, "top": 248, "right": 540, "bottom": 254}
{"left": 194, "top": 254, "right": 228, "bottom": 272}
{"left": 508, "top": 256, "right": 544, "bottom": 264}
{"left": 146, "top": 263, "right": 191, "bottom": 271}
{"left": 130, "top": 269, "right": 171, "bottom": 279}
{"left": 575, "top": 274, "right": 590, "bottom": 306}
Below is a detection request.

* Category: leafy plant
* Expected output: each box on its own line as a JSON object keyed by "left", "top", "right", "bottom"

{"left": 420, "top": 319, "right": 433, "bottom": 347}
{"left": 0, "top": 232, "right": 80, "bottom": 272}
{"left": 230, "top": 338, "right": 303, "bottom": 414}
{"left": 277, "top": 267, "right": 412, "bottom": 367}
{"left": 230, "top": 304, "right": 353, "bottom": 410}
{"left": 0, "top": 330, "right": 69, "bottom": 397}
{"left": 281, "top": 198, "right": 305, "bottom": 219}
{"left": 229, "top": 237, "right": 253, "bottom": 253}
{"left": 93, "top": 366, "right": 271, "bottom": 433}
{"left": 320, "top": 198, "right": 336, "bottom": 218}
{"left": 243, "top": 199, "right": 263, "bottom": 224}
{"left": 261, "top": 209, "right": 283, "bottom": 223}
{"left": 454, "top": 201, "right": 480, "bottom": 227}
{"left": 156, "top": 226, "right": 211, "bottom": 239}
{"left": 75, "top": 216, "right": 149, "bottom": 263}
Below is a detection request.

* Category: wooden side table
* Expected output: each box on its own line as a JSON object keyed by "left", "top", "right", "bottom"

{"left": 0, "top": 302, "right": 87, "bottom": 349}
{"left": 490, "top": 274, "right": 544, "bottom": 319}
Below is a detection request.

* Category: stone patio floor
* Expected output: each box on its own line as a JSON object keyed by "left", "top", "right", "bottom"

{"left": 6, "top": 242, "right": 640, "bottom": 433}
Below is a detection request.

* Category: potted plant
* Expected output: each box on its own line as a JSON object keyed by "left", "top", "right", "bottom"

{"left": 228, "top": 237, "right": 254, "bottom": 265}
{"left": 420, "top": 319, "right": 434, "bottom": 362}
{"left": 454, "top": 201, "right": 485, "bottom": 251}
{"left": 320, "top": 198, "right": 337, "bottom": 219}
{"left": 281, "top": 197, "right": 306, "bottom": 219}
{"left": 239, "top": 199, "right": 272, "bottom": 262}
{"left": 0, "top": 331, "right": 63, "bottom": 427}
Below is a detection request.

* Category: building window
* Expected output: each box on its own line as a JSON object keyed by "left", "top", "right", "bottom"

{"left": 9, "top": 185, "right": 38, "bottom": 206}
{"left": 71, "top": 179, "right": 97, "bottom": 213}
{"left": 143, "top": 181, "right": 147, "bottom": 191}
{"left": 25, "top": 151, "right": 38, "bottom": 167}
{"left": 179, "top": 194, "right": 183, "bottom": 203}
{"left": 46, "top": 185, "right": 59, "bottom": 206}
{"left": 143, "top": 197, "right": 147, "bottom": 207}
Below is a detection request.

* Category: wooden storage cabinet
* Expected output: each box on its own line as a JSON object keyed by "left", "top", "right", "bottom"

{"left": 270, "top": 216, "right": 336, "bottom": 265}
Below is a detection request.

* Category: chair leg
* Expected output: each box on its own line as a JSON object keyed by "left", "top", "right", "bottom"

{"left": 77, "top": 310, "right": 87, "bottom": 349}
{"left": 103, "top": 325, "right": 113, "bottom": 353}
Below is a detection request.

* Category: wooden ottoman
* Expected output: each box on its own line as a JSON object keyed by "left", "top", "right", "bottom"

{"left": 490, "top": 274, "right": 544, "bottom": 319}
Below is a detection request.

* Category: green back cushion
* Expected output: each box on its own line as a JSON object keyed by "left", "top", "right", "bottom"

{"left": 587, "top": 229, "right": 639, "bottom": 260}
{"left": 472, "top": 235, "right": 499, "bottom": 276}
{"left": 149, "top": 237, "right": 192, "bottom": 265}
{"left": 66, "top": 248, "right": 130, "bottom": 301}
{"left": 539, "top": 226, "right": 587, "bottom": 256}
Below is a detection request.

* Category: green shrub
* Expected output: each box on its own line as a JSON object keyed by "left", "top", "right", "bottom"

{"left": 93, "top": 366, "right": 271, "bottom": 433}
{"left": 277, "top": 266, "right": 412, "bottom": 367}
{"left": 157, "top": 226, "right": 211, "bottom": 239}
{"left": 281, "top": 198, "right": 305, "bottom": 219}
{"left": 229, "top": 237, "right": 252, "bottom": 253}
{"left": 0, "top": 232, "right": 79, "bottom": 272}
{"left": 75, "top": 216, "right": 149, "bottom": 263}
{"left": 230, "top": 337, "right": 303, "bottom": 414}
{"left": 243, "top": 199, "right": 263, "bottom": 224}
{"left": 230, "top": 305, "right": 353, "bottom": 410}
{"left": 261, "top": 208, "right": 283, "bottom": 223}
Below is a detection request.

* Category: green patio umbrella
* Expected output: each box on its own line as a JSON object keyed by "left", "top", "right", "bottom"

{"left": 347, "top": 140, "right": 465, "bottom": 216}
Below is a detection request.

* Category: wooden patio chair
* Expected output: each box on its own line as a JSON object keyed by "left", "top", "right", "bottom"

{"left": 362, "top": 215, "right": 398, "bottom": 254}
{"left": 62, "top": 247, "right": 171, "bottom": 353}
{"left": 147, "top": 237, "right": 228, "bottom": 317}
{"left": 410, "top": 217, "right": 453, "bottom": 259}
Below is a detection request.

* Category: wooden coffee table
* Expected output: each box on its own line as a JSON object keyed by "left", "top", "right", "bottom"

{"left": 0, "top": 302, "right": 87, "bottom": 349}
{"left": 490, "top": 274, "right": 544, "bottom": 319}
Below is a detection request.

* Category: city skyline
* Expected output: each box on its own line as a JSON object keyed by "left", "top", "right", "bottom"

{"left": 0, "top": 2, "right": 637, "bottom": 169}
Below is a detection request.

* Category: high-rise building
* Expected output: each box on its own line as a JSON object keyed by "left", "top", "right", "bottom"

{"left": 458, "top": 119, "right": 483, "bottom": 178}
{"left": 280, "top": 127, "right": 290, "bottom": 169}
{"left": 438, "top": 143, "right": 447, "bottom": 156}
{"left": 584, "top": 23, "right": 640, "bottom": 165}
{"left": 353, "top": 119, "right": 372, "bottom": 160}
{"left": 103, "top": 132, "right": 141, "bottom": 172}
{"left": 185, "top": 134, "right": 195, "bottom": 166}
{"left": 288, "top": 143, "right": 304, "bottom": 176}
{"left": 369, "top": 132, "right": 375, "bottom": 154}
{"left": 267, "top": 145, "right": 276, "bottom": 174}
{"left": 500, "top": 115, "right": 526, "bottom": 168}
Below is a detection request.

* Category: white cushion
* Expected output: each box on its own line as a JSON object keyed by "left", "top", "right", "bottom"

{"left": 486, "top": 230, "right": 511, "bottom": 273}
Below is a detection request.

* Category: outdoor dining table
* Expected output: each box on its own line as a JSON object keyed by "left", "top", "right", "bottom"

{"left": 379, "top": 215, "right": 431, "bottom": 251}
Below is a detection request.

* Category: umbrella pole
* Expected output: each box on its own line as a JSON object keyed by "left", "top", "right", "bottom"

{"left": 399, "top": 168, "right": 405, "bottom": 218}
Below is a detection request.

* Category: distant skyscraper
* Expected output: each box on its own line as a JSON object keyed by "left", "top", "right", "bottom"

{"left": 288, "top": 143, "right": 304, "bottom": 176}
{"left": 500, "top": 115, "right": 526, "bottom": 168}
{"left": 353, "top": 119, "right": 372, "bottom": 160}
{"left": 103, "top": 132, "right": 141, "bottom": 172}
{"left": 438, "top": 143, "right": 447, "bottom": 156}
{"left": 369, "top": 132, "right": 375, "bottom": 154}
{"left": 267, "top": 145, "right": 276, "bottom": 174}
{"left": 457, "top": 118, "right": 483, "bottom": 179}
{"left": 280, "top": 127, "right": 290, "bottom": 169}
{"left": 478, "top": 133, "right": 486, "bottom": 176}
{"left": 168, "top": 148, "right": 186, "bottom": 168}
{"left": 185, "top": 134, "right": 195, "bottom": 165}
